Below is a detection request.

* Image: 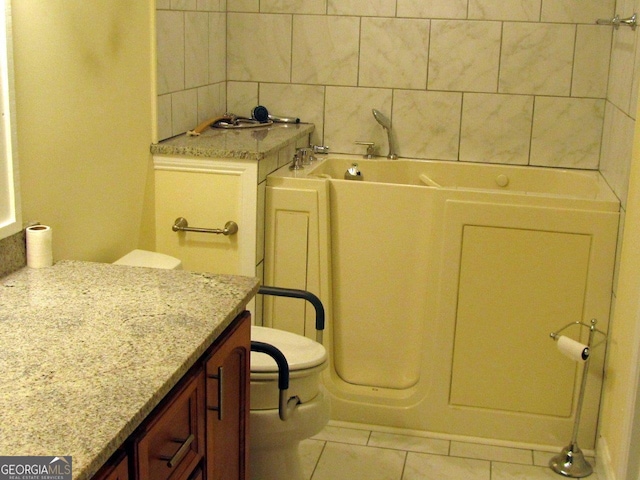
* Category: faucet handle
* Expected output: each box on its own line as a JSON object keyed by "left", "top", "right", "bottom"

{"left": 311, "top": 144, "right": 330, "bottom": 154}
{"left": 289, "top": 151, "right": 304, "bottom": 170}
{"left": 296, "top": 147, "right": 315, "bottom": 164}
{"left": 355, "top": 141, "right": 376, "bottom": 159}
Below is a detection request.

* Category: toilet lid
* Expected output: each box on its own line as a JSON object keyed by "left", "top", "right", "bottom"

{"left": 251, "top": 326, "right": 327, "bottom": 373}
{"left": 113, "top": 249, "right": 182, "bottom": 269}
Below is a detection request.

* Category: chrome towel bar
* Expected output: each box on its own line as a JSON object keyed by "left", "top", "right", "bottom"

{"left": 172, "top": 217, "right": 238, "bottom": 236}
{"left": 596, "top": 13, "right": 637, "bottom": 30}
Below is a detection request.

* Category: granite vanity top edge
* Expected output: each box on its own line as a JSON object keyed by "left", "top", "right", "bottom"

{"left": 0, "top": 229, "right": 26, "bottom": 277}
{"left": 150, "top": 123, "right": 314, "bottom": 160}
{"left": 150, "top": 143, "right": 267, "bottom": 161}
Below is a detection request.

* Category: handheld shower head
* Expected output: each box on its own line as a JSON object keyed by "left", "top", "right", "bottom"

{"left": 372, "top": 109, "right": 391, "bottom": 130}
{"left": 371, "top": 109, "right": 398, "bottom": 159}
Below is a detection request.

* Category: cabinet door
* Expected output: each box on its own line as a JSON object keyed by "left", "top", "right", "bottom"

{"left": 135, "top": 369, "right": 206, "bottom": 480}
{"left": 205, "top": 312, "right": 251, "bottom": 480}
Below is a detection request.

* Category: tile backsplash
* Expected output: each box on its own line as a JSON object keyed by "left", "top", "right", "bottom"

{"left": 156, "top": 0, "right": 227, "bottom": 140}
{"left": 157, "top": 0, "right": 638, "bottom": 193}
{"left": 0, "top": 230, "right": 26, "bottom": 278}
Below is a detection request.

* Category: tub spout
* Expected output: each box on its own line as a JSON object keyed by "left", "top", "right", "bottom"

{"left": 372, "top": 109, "right": 398, "bottom": 159}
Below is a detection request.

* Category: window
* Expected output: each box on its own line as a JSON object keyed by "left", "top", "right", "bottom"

{"left": 0, "top": 0, "right": 20, "bottom": 240}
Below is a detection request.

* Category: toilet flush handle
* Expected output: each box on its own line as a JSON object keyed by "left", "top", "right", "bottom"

{"left": 251, "top": 341, "right": 300, "bottom": 421}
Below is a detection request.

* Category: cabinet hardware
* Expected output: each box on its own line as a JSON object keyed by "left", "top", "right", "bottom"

{"left": 207, "top": 366, "right": 224, "bottom": 420}
{"left": 172, "top": 217, "right": 238, "bottom": 236}
{"left": 160, "top": 433, "right": 195, "bottom": 468}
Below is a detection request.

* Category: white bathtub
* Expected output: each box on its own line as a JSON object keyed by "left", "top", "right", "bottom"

{"left": 263, "top": 155, "right": 619, "bottom": 450}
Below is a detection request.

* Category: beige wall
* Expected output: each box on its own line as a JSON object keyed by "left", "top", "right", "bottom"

{"left": 596, "top": 0, "right": 640, "bottom": 478}
{"left": 12, "top": 1, "right": 156, "bottom": 263}
{"left": 599, "top": 96, "right": 640, "bottom": 480}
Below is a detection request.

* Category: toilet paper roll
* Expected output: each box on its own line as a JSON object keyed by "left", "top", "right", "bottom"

{"left": 556, "top": 335, "right": 589, "bottom": 362}
{"left": 26, "top": 225, "right": 53, "bottom": 268}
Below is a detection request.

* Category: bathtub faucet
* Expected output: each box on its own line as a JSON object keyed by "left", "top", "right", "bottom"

{"left": 372, "top": 109, "right": 398, "bottom": 160}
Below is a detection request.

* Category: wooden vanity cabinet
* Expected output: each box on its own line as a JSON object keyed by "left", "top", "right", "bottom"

{"left": 91, "top": 312, "right": 251, "bottom": 480}
{"left": 205, "top": 312, "right": 250, "bottom": 480}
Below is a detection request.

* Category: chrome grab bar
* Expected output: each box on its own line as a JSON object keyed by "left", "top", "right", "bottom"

{"left": 250, "top": 341, "right": 300, "bottom": 421}
{"left": 172, "top": 217, "right": 238, "bottom": 236}
{"left": 596, "top": 13, "right": 637, "bottom": 30}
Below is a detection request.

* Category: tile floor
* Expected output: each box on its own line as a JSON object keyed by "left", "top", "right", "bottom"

{"left": 299, "top": 423, "right": 600, "bottom": 480}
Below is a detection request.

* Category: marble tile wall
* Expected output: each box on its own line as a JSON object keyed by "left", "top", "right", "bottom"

{"left": 220, "top": 0, "right": 618, "bottom": 169}
{"left": 600, "top": 0, "right": 640, "bottom": 210}
{"left": 156, "top": 0, "right": 227, "bottom": 140}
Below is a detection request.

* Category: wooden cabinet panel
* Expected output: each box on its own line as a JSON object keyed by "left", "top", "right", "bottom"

{"left": 205, "top": 311, "right": 251, "bottom": 480}
{"left": 92, "top": 452, "right": 129, "bottom": 480}
{"left": 135, "top": 369, "right": 205, "bottom": 480}
{"left": 186, "top": 465, "right": 204, "bottom": 480}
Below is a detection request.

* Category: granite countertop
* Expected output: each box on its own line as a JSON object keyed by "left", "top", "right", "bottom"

{"left": 151, "top": 122, "right": 314, "bottom": 160}
{"left": 0, "top": 260, "right": 259, "bottom": 479}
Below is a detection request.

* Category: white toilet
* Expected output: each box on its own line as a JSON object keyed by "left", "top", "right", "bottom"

{"left": 112, "top": 251, "right": 330, "bottom": 480}
{"left": 250, "top": 325, "right": 329, "bottom": 480}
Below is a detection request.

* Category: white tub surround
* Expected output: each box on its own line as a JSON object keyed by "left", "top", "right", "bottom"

{"left": 264, "top": 155, "right": 619, "bottom": 450}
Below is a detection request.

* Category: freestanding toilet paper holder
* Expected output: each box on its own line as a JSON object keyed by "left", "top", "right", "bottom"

{"left": 549, "top": 319, "right": 607, "bottom": 478}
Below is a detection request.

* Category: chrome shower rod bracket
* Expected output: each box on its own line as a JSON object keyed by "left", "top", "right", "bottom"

{"left": 596, "top": 13, "right": 637, "bottom": 30}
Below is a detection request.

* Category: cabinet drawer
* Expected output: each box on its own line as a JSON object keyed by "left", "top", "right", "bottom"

{"left": 136, "top": 370, "right": 205, "bottom": 480}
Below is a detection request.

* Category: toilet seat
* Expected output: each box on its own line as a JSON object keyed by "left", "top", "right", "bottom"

{"left": 250, "top": 326, "right": 327, "bottom": 410}
{"left": 251, "top": 326, "right": 327, "bottom": 372}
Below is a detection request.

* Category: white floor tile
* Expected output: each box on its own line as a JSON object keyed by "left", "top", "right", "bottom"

{"left": 311, "top": 442, "right": 406, "bottom": 480}
{"left": 533, "top": 449, "right": 597, "bottom": 469}
{"left": 533, "top": 450, "right": 556, "bottom": 467}
{"left": 492, "top": 461, "right": 588, "bottom": 479}
{"left": 368, "top": 432, "right": 450, "bottom": 455}
{"left": 312, "top": 425, "right": 371, "bottom": 445}
{"left": 403, "top": 452, "right": 490, "bottom": 480}
{"left": 450, "top": 441, "right": 533, "bottom": 464}
{"left": 303, "top": 424, "right": 601, "bottom": 480}
{"left": 299, "top": 439, "right": 325, "bottom": 480}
